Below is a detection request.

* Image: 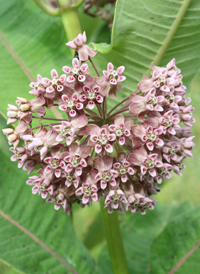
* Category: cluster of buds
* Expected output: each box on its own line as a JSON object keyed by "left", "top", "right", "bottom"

{"left": 84, "top": 0, "right": 116, "bottom": 30}
{"left": 2, "top": 32, "right": 195, "bottom": 215}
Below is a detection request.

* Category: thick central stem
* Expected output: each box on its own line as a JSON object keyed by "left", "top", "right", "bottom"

{"left": 100, "top": 199, "right": 129, "bottom": 274}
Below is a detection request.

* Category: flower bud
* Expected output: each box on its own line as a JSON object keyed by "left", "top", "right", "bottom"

{"left": 20, "top": 103, "right": 31, "bottom": 112}
{"left": 7, "top": 111, "right": 17, "bottom": 118}
{"left": 17, "top": 97, "right": 28, "bottom": 103}
{"left": 8, "top": 133, "right": 18, "bottom": 142}
{"left": 2, "top": 128, "right": 14, "bottom": 135}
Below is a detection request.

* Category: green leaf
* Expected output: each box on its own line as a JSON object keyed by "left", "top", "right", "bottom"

{"left": 0, "top": 151, "right": 97, "bottom": 274}
{"left": 150, "top": 206, "right": 200, "bottom": 274}
{"left": 97, "top": 203, "right": 191, "bottom": 274}
{"left": 93, "top": 0, "right": 200, "bottom": 109}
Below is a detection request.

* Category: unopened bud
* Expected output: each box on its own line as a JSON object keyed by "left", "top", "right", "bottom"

{"left": 8, "top": 133, "right": 18, "bottom": 142}
{"left": 2, "top": 128, "right": 14, "bottom": 135}
{"left": 7, "top": 118, "right": 18, "bottom": 125}
{"left": 17, "top": 97, "right": 28, "bottom": 103}
{"left": 20, "top": 103, "right": 31, "bottom": 112}
{"left": 7, "top": 111, "right": 17, "bottom": 118}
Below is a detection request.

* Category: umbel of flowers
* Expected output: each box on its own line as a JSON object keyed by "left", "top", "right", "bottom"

{"left": 3, "top": 31, "right": 195, "bottom": 215}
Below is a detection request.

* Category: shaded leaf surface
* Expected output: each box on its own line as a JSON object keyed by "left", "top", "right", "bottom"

{"left": 0, "top": 152, "right": 97, "bottom": 274}
{"left": 150, "top": 206, "right": 200, "bottom": 274}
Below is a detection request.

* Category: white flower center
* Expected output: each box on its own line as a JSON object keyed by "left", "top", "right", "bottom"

{"left": 87, "top": 91, "right": 96, "bottom": 100}
{"left": 115, "top": 128, "right": 124, "bottom": 137}
{"left": 98, "top": 135, "right": 108, "bottom": 145}
{"left": 102, "top": 172, "right": 112, "bottom": 182}
{"left": 71, "top": 157, "right": 80, "bottom": 168}
{"left": 147, "top": 132, "right": 156, "bottom": 142}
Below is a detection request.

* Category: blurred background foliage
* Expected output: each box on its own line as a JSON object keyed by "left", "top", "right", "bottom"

{"left": 0, "top": 0, "right": 200, "bottom": 273}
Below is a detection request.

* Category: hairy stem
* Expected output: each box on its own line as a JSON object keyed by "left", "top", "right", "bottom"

{"left": 32, "top": 116, "right": 68, "bottom": 121}
{"left": 107, "top": 97, "right": 129, "bottom": 116}
{"left": 107, "top": 108, "right": 129, "bottom": 120}
{"left": 89, "top": 57, "right": 100, "bottom": 77}
{"left": 100, "top": 199, "right": 129, "bottom": 274}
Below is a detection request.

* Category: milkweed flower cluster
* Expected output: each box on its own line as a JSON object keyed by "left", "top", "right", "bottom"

{"left": 2, "top": 32, "right": 195, "bottom": 215}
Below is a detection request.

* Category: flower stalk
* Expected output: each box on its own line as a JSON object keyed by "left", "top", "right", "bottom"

{"left": 100, "top": 199, "right": 129, "bottom": 274}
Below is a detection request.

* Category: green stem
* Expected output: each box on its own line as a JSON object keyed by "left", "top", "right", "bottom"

{"left": 57, "top": 1, "right": 82, "bottom": 56}
{"left": 100, "top": 199, "right": 129, "bottom": 274}
{"left": 34, "top": 0, "right": 60, "bottom": 16}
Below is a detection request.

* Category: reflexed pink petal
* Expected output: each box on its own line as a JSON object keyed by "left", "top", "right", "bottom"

{"left": 66, "top": 41, "right": 77, "bottom": 49}
{"left": 105, "top": 144, "right": 113, "bottom": 153}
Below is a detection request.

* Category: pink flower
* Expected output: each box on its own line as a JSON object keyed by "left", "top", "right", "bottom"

{"left": 75, "top": 169, "right": 99, "bottom": 206}
{"left": 62, "top": 58, "right": 93, "bottom": 92}
{"left": 88, "top": 125, "right": 116, "bottom": 154}
{"left": 132, "top": 123, "right": 164, "bottom": 151}
{"left": 128, "top": 146, "right": 163, "bottom": 178}
{"left": 96, "top": 62, "right": 126, "bottom": 98}
{"left": 58, "top": 93, "right": 84, "bottom": 118}
{"left": 104, "top": 187, "right": 127, "bottom": 214}
{"left": 113, "top": 152, "right": 135, "bottom": 183}
{"left": 79, "top": 85, "right": 103, "bottom": 109}
{"left": 21, "top": 126, "right": 58, "bottom": 160}
{"left": 65, "top": 31, "right": 97, "bottom": 62}
{"left": 54, "top": 115, "right": 88, "bottom": 145}
{"left": 129, "top": 88, "right": 164, "bottom": 118}
{"left": 64, "top": 143, "right": 92, "bottom": 188}
{"left": 109, "top": 114, "right": 132, "bottom": 145}
{"left": 93, "top": 155, "right": 118, "bottom": 189}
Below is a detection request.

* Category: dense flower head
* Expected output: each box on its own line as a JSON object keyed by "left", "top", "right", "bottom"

{"left": 2, "top": 33, "right": 195, "bottom": 215}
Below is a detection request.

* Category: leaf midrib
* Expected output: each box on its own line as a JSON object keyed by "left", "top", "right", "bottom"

{"left": 0, "top": 210, "right": 78, "bottom": 274}
{"left": 148, "top": 0, "right": 192, "bottom": 73}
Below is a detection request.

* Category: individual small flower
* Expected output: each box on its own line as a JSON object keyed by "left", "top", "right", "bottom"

{"left": 62, "top": 58, "right": 93, "bottom": 92}
{"left": 79, "top": 85, "right": 103, "bottom": 109}
{"left": 65, "top": 31, "right": 97, "bottom": 62}
{"left": 132, "top": 123, "right": 164, "bottom": 151}
{"left": 109, "top": 114, "right": 132, "bottom": 145}
{"left": 26, "top": 169, "right": 56, "bottom": 199}
{"left": 58, "top": 93, "right": 84, "bottom": 117}
{"left": 180, "top": 105, "right": 195, "bottom": 127}
{"left": 129, "top": 88, "right": 164, "bottom": 118}
{"left": 113, "top": 152, "right": 135, "bottom": 183}
{"left": 104, "top": 186, "right": 127, "bottom": 213}
{"left": 88, "top": 125, "right": 116, "bottom": 154}
{"left": 125, "top": 183, "right": 157, "bottom": 215}
{"left": 64, "top": 143, "right": 92, "bottom": 187}
{"left": 93, "top": 155, "right": 118, "bottom": 189}
{"left": 96, "top": 62, "right": 126, "bottom": 98}
{"left": 21, "top": 126, "right": 59, "bottom": 160}
{"left": 54, "top": 115, "right": 88, "bottom": 145}
{"left": 43, "top": 148, "right": 67, "bottom": 178}
{"left": 46, "top": 184, "right": 72, "bottom": 214}
{"left": 46, "top": 69, "right": 66, "bottom": 93}
{"left": 128, "top": 146, "right": 163, "bottom": 178}
{"left": 75, "top": 169, "right": 99, "bottom": 206}
{"left": 10, "top": 147, "right": 28, "bottom": 169}
{"left": 159, "top": 110, "right": 180, "bottom": 135}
